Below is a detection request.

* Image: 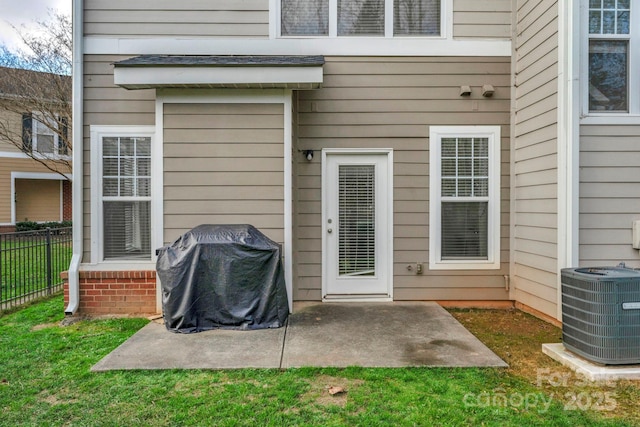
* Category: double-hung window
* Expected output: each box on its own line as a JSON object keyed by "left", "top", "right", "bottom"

{"left": 429, "top": 126, "right": 501, "bottom": 270}
{"left": 587, "top": 0, "right": 633, "bottom": 113}
{"left": 92, "top": 127, "right": 153, "bottom": 262}
{"left": 280, "top": 0, "right": 441, "bottom": 37}
{"left": 22, "top": 113, "right": 69, "bottom": 157}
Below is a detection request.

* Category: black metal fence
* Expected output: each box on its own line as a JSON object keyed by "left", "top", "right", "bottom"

{"left": 0, "top": 227, "right": 72, "bottom": 311}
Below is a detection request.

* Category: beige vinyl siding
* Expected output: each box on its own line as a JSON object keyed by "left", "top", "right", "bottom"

{"left": 0, "top": 108, "right": 27, "bottom": 154}
{"left": 580, "top": 124, "right": 640, "bottom": 267}
{"left": 84, "top": 0, "right": 269, "bottom": 38}
{"left": 0, "top": 158, "right": 67, "bottom": 224}
{"left": 453, "top": 0, "right": 512, "bottom": 40}
{"left": 83, "top": 0, "right": 513, "bottom": 41}
{"left": 293, "top": 56, "right": 511, "bottom": 301}
{"left": 163, "top": 103, "right": 284, "bottom": 245}
{"left": 15, "top": 179, "right": 61, "bottom": 222}
{"left": 83, "top": 55, "right": 156, "bottom": 262}
{"left": 511, "top": 0, "right": 559, "bottom": 318}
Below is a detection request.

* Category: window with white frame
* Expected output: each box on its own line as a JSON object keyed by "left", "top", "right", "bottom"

{"left": 22, "top": 113, "right": 69, "bottom": 157}
{"left": 587, "top": 0, "right": 632, "bottom": 113}
{"left": 280, "top": 0, "right": 441, "bottom": 37}
{"left": 98, "top": 133, "right": 152, "bottom": 260}
{"left": 429, "top": 126, "right": 500, "bottom": 270}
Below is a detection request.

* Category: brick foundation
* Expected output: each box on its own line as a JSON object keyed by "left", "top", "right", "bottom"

{"left": 62, "top": 270, "right": 158, "bottom": 316}
{"left": 62, "top": 180, "right": 72, "bottom": 221}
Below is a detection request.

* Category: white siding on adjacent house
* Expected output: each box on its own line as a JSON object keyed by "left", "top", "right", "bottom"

{"left": 163, "top": 103, "right": 285, "bottom": 245}
{"left": 84, "top": 0, "right": 269, "bottom": 38}
{"left": 294, "top": 56, "right": 511, "bottom": 301}
{"left": 580, "top": 124, "right": 640, "bottom": 267}
{"left": 453, "top": 0, "right": 512, "bottom": 40}
{"left": 82, "top": 55, "right": 156, "bottom": 262}
{"left": 512, "top": 0, "right": 559, "bottom": 318}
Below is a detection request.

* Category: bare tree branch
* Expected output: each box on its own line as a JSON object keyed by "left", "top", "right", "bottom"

{"left": 0, "top": 11, "right": 71, "bottom": 180}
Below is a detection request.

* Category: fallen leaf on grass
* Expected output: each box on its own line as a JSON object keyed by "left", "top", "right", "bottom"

{"left": 328, "top": 386, "right": 345, "bottom": 395}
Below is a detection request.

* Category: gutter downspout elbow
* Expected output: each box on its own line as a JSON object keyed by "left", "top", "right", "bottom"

{"left": 65, "top": 0, "right": 83, "bottom": 315}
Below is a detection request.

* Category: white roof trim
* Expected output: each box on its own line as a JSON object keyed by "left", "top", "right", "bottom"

{"left": 86, "top": 37, "right": 511, "bottom": 57}
{"left": 113, "top": 65, "right": 323, "bottom": 90}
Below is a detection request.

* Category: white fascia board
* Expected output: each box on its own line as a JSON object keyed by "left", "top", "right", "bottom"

{"left": 114, "top": 66, "right": 323, "bottom": 88}
{"left": 86, "top": 37, "right": 511, "bottom": 57}
{"left": 11, "top": 171, "right": 70, "bottom": 180}
{"left": 0, "top": 151, "right": 30, "bottom": 159}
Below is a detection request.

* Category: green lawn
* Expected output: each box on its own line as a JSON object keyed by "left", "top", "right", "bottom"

{"left": 0, "top": 296, "right": 636, "bottom": 426}
{"left": 0, "top": 235, "right": 72, "bottom": 303}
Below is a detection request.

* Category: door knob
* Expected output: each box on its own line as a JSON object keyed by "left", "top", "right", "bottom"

{"left": 327, "top": 228, "right": 333, "bottom": 234}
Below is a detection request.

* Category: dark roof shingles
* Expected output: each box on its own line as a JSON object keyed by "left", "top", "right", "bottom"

{"left": 114, "top": 55, "right": 325, "bottom": 67}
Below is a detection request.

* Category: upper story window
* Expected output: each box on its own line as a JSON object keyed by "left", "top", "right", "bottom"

{"left": 587, "top": 0, "right": 632, "bottom": 112}
{"left": 22, "top": 113, "right": 69, "bottom": 158}
{"left": 281, "top": 0, "right": 441, "bottom": 37}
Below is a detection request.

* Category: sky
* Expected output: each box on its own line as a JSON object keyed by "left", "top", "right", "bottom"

{"left": 0, "top": 0, "right": 71, "bottom": 50}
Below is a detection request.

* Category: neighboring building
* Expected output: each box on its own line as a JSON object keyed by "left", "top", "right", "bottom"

{"left": 0, "top": 67, "right": 72, "bottom": 231}
{"left": 65, "top": 0, "right": 640, "bottom": 325}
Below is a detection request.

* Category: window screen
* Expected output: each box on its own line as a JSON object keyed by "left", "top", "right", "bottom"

{"left": 33, "top": 115, "right": 59, "bottom": 155}
{"left": 440, "top": 137, "right": 489, "bottom": 260}
{"left": 588, "top": 40, "right": 628, "bottom": 111}
{"left": 281, "top": 0, "right": 329, "bottom": 35}
{"left": 338, "top": 0, "right": 385, "bottom": 36}
{"left": 281, "top": 0, "right": 441, "bottom": 37}
{"left": 588, "top": 0, "right": 630, "bottom": 112}
{"left": 102, "top": 136, "right": 151, "bottom": 260}
{"left": 394, "top": 0, "right": 441, "bottom": 36}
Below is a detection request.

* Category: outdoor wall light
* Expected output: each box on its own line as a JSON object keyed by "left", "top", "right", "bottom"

{"left": 303, "top": 150, "right": 314, "bottom": 161}
{"left": 482, "top": 84, "right": 495, "bottom": 97}
{"left": 459, "top": 85, "right": 472, "bottom": 96}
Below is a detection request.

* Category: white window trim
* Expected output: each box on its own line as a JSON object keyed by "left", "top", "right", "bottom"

{"left": 320, "top": 148, "right": 394, "bottom": 302}
{"left": 581, "top": 0, "right": 640, "bottom": 118}
{"left": 273, "top": 0, "right": 450, "bottom": 39}
{"left": 90, "top": 125, "right": 156, "bottom": 265}
{"left": 31, "top": 113, "right": 71, "bottom": 161}
{"left": 429, "top": 126, "right": 501, "bottom": 270}
{"left": 84, "top": 37, "right": 511, "bottom": 58}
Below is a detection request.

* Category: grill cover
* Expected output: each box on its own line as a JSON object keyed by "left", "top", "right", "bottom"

{"left": 156, "top": 224, "right": 289, "bottom": 333}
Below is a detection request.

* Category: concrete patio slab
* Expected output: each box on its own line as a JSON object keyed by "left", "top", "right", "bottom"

{"left": 542, "top": 343, "right": 640, "bottom": 382}
{"left": 91, "top": 321, "right": 287, "bottom": 371}
{"left": 92, "top": 302, "right": 507, "bottom": 371}
{"left": 282, "top": 302, "right": 507, "bottom": 368}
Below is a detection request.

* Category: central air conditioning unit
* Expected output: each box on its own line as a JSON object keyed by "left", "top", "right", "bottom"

{"left": 561, "top": 267, "right": 640, "bottom": 365}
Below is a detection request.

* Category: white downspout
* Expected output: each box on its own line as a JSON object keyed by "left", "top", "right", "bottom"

{"left": 556, "top": 0, "right": 580, "bottom": 322}
{"left": 65, "top": 0, "right": 83, "bottom": 314}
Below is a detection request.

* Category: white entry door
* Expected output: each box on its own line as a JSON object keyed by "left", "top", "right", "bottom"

{"left": 323, "top": 151, "right": 392, "bottom": 299}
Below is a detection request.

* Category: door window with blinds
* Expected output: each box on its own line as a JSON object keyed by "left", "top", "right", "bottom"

{"left": 338, "top": 164, "right": 376, "bottom": 276}
{"left": 281, "top": 0, "right": 441, "bottom": 37}
{"left": 98, "top": 133, "right": 152, "bottom": 260}
{"left": 429, "top": 126, "right": 501, "bottom": 270}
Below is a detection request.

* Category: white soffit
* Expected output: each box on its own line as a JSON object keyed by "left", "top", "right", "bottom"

{"left": 113, "top": 56, "right": 324, "bottom": 90}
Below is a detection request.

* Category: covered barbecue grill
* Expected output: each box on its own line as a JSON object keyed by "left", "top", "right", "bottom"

{"left": 156, "top": 224, "right": 289, "bottom": 333}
